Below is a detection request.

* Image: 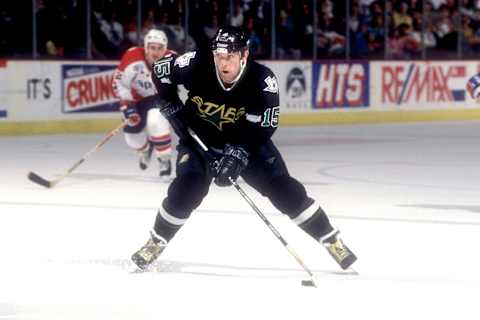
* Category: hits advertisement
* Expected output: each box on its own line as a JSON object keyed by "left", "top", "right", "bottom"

{"left": 312, "top": 62, "right": 369, "bottom": 109}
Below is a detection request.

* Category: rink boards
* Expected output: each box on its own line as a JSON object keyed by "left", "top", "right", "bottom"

{"left": 1, "top": 58, "right": 480, "bottom": 135}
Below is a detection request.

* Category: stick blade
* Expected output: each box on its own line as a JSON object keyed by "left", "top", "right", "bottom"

{"left": 27, "top": 172, "right": 53, "bottom": 188}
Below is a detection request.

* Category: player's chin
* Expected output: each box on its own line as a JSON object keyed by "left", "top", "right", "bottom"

{"left": 221, "top": 73, "right": 234, "bottom": 83}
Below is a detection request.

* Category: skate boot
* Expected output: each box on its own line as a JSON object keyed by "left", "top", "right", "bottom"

{"left": 320, "top": 229, "right": 357, "bottom": 270}
{"left": 131, "top": 231, "right": 167, "bottom": 270}
{"left": 139, "top": 143, "right": 153, "bottom": 170}
{"left": 158, "top": 158, "right": 172, "bottom": 178}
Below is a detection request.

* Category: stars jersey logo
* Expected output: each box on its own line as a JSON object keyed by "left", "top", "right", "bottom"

{"left": 191, "top": 96, "right": 245, "bottom": 131}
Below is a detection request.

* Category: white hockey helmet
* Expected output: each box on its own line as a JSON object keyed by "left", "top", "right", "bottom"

{"left": 144, "top": 29, "right": 168, "bottom": 49}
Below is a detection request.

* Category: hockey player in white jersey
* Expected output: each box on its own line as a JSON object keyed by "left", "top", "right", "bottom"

{"left": 113, "top": 29, "right": 176, "bottom": 177}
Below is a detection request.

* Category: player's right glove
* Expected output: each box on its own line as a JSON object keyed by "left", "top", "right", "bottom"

{"left": 467, "top": 74, "right": 480, "bottom": 100}
{"left": 120, "top": 101, "right": 141, "bottom": 126}
{"left": 214, "top": 144, "right": 249, "bottom": 187}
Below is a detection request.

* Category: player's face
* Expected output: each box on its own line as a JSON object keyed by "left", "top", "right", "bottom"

{"left": 145, "top": 43, "right": 166, "bottom": 66}
{"left": 213, "top": 50, "right": 248, "bottom": 84}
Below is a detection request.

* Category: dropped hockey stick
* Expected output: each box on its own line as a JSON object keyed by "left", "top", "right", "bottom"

{"left": 28, "top": 121, "right": 127, "bottom": 188}
{"left": 187, "top": 128, "right": 319, "bottom": 288}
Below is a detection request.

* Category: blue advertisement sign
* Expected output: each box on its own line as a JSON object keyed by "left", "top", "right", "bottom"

{"left": 62, "top": 64, "right": 119, "bottom": 113}
{"left": 312, "top": 62, "right": 369, "bottom": 108}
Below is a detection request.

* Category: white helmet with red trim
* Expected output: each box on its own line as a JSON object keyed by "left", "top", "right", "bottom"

{"left": 144, "top": 29, "right": 168, "bottom": 49}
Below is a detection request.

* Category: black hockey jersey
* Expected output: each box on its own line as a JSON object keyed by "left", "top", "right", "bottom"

{"left": 151, "top": 50, "right": 280, "bottom": 153}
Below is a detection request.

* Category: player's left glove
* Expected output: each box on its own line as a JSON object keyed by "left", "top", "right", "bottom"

{"left": 214, "top": 144, "right": 249, "bottom": 187}
{"left": 467, "top": 74, "right": 480, "bottom": 100}
{"left": 120, "top": 101, "right": 141, "bottom": 126}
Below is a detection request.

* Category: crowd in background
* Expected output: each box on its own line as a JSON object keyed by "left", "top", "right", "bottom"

{"left": 1, "top": 0, "right": 480, "bottom": 60}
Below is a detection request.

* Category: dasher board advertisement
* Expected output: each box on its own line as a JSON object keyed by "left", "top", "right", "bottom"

{"left": 370, "top": 61, "right": 480, "bottom": 109}
{"left": 262, "top": 61, "right": 312, "bottom": 112}
{"left": 312, "top": 61, "right": 369, "bottom": 109}
{"left": 62, "top": 64, "right": 119, "bottom": 113}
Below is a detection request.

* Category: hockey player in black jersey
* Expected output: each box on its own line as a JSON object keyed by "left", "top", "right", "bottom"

{"left": 131, "top": 26, "right": 357, "bottom": 271}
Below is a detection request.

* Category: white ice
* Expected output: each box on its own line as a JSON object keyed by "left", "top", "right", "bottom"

{"left": 1, "top": 121, "right": 480, "bottom": 320}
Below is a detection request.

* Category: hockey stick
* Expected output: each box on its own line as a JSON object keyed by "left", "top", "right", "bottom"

{"left": 28, "top": 121, "right": 127, "bottom": 188}
{"left": 187, "top": 128, "right": 318, "bottom": 287}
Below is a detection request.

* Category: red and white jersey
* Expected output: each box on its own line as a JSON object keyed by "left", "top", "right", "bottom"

{"left": 113, "top": 47, "right": 176, "bottom": 102}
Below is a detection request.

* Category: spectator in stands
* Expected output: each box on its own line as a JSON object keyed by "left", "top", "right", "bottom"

{"left": 36, "top": 0, "right": 66, "bottom": 58}
{"left": 434, "top": 4, "right": 457, "bottom": 50}
{"left": 317, "top": 13, "right": 346, "bottom": 57}
{"left": 164, "top": 14, "right": 197, "bottom": 52}
{"left": 14, "top": 0, "right": 480, "bottom": 60}
{"left": 406, "top": 0, "right": 422, "bottom": 13}
{"left": 320, "top": 0, "right": 334, "bottom": 18}
{"left": 369, "top": 0, "right": 385, "bottom": 18}
{"left": 0, "top": 6, "right": 14, "bottom": 56}
{"left": 462, "top": 15, "right": 480, "bottom": 53}
{"left": 276, "top": 10, "right": 296, "bottom": 59}
{"left": 388, "top": 23, "right": 421, "bottom": 59}
{"left": 203, "top": 15, "right": 220, "bottom": 40}
{"left": 230, "top": 2, "right": 244, "bottom": 27}
{"left": 93, "top": 6, "right": 124, "bottom": 58}
{"left": 293, "top": 2, "right": 314, "bottom": 58}
{"left": 245, "top": 16, "right": 264, "bottom": 57}
{"left": 393, "top": 1, "right": 413, "bottom": 30}
{"left": 430, "top": 0, "right": 448, "bottom": 9}
{"left": 410, "top": 8, "right": 437, "bottom": 50}
{"left": 142, "top": 7, "right": 157, "bottom": 36}
{"left": 124, "top": 16, "right": 139, "bottom": 48}
{"left": 351, "top": 23, "right": 370, "bottom": 58}
{"left": 368, "top": 14, "right": 386, "bottom": 54}
{"left": 349, "top": 2, "right": 367, "bottom": 33}
{"left": 156, "top": 11, "right": 170, "bottom": 30}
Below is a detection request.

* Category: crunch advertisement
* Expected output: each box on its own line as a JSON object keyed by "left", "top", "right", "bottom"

{"left": 62, "top": 64, "right": 119, "bottom": 113}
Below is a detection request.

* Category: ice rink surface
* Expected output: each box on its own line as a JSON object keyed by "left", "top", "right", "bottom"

{"left": 1, "top": 121, "right": 480, "bottom": 320}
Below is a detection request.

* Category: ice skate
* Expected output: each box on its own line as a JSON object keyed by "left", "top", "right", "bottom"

{"left": 320, "top": 230, "right": 357, "bottom": 270}
{"left": 158, "top": 158, "right": 172, "bottom": 178}
{"left": 139, "top": 143, "right": 153, "bottom": 170}
{"left": 131, "top": 232, "right": 167, "bottom": 270}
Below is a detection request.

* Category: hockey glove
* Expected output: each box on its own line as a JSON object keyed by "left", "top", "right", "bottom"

{"left": 214, "top": 144, "right": 249, "bottom": 187}
{"left": 120, "top": 101, "right": 141, "bottom": 126}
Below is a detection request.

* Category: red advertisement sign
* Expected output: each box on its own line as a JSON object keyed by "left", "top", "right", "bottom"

{"left": 381, "top": 63, "right": 466, "bottom": 105}
{"left": 62, "top": 64, "right": 119, "bottom": 113}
